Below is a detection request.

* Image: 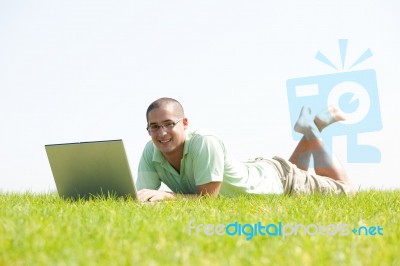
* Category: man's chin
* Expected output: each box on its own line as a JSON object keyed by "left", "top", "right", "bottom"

{"left": 157, "top": 144, "right": 174, "bottom": 154}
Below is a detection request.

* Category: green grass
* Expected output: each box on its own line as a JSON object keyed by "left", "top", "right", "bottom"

{"left": 1, "top": 190, "right": 399, "bottom": 266}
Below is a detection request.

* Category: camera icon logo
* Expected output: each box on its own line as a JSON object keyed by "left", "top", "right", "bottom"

{"left": 286, "top": 40, "right": 382, "bottom": 163}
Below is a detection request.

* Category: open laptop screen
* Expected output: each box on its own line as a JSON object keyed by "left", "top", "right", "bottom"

{"left": 45, "top": 140, "right": 137, "bottom": 200}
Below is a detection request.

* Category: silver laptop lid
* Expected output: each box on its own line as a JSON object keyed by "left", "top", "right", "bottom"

{"left": 45, "top": 140, "right": 137, "bottom": 200}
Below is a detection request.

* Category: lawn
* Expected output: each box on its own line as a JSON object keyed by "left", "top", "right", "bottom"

{"left": 1, "top": 190, "right": 399, "bottom": 266}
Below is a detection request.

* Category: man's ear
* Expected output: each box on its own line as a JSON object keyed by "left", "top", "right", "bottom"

{"left": 182, "top": 117, "right": 189, "bottom": 129}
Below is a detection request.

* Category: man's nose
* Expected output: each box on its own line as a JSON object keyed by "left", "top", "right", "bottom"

{"left": 157, "top": 127, "right": 168, "bottom": 135}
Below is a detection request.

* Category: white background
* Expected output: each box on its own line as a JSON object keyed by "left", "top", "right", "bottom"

{"left": 1, "top": 0, "right": 399, "bottom": 192}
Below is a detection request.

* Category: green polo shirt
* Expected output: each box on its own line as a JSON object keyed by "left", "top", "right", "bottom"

{"left": 136, "top": 129, "right": 284, "bottom": 196}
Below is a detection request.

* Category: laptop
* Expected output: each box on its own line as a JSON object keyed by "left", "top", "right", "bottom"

{"left": 45, "top": 140, "right": 137, "bottom": 200}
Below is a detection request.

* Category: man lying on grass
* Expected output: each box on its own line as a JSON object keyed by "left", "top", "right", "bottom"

{"left": 137, "top": 97, "right": 355, "bottom": 202}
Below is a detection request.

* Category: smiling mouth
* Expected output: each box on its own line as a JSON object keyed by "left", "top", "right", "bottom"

{"left": 159, "top": 139, "right": 171, "bottom": 144}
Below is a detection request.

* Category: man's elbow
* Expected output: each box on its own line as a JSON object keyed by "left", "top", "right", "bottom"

{"left": 196, "top": 181, "right": 222, "bottom": 197}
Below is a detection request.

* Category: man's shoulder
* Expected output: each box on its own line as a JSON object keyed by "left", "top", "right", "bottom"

{"left": 143, "top": 139, "right": 155, "bottom": 150}
{"left": 186, "top": 129, "right": 225, "bottom": 150}
{"left": 141, "top": 139, "right": 156, "bottom": 156}
{"left": 187, "top": 129, "right": 223, "bottom": 144}
{"left": 188, "top": 128, "right": 220, "bottom": 139}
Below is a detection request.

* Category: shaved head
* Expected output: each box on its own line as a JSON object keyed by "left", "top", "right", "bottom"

{"left": 146, "top": 97, "right": 185, "bottom": 122}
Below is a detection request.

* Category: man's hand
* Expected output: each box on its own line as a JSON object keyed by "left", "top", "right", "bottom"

{"left": 137, "top": 189, "right": 176, "bottom": 202}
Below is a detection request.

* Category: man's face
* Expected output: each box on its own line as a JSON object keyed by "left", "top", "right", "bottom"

{"left": 147, "top": 105, "right": 188, "bottom": 157}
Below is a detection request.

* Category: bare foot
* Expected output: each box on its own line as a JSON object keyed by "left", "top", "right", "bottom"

{"left": 314, "top": 105, "right": 346, "bottom": 132}
{"left": 294, "top": 106, "right": 320, "bottom": 138}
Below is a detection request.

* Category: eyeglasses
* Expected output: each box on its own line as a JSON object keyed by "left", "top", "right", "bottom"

{"left": 147, "top": 118, "right": 183, "bottom": 133}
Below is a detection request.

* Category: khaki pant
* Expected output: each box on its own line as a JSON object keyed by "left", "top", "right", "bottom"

{"left": 253, "top": 156, "right": 351, "bottom": 195}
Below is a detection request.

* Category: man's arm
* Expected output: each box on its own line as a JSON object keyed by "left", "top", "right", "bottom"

{"left": 137, "top": 181, "right": 222, "bottom": 202}
{"left": 196, "top": 181, "right": 222, "bottom": 196}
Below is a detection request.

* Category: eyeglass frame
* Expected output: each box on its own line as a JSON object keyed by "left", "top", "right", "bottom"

{"left": 146, "top": 118, "right": 183, "bottom": 133}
